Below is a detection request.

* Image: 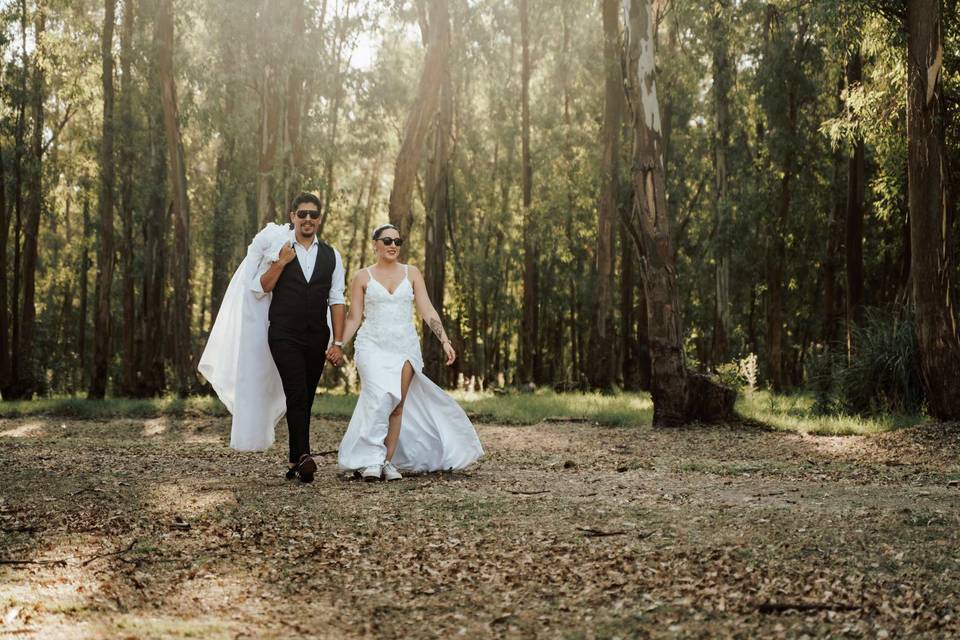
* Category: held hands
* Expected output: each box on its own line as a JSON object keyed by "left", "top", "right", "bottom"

{"left": 443, "top": 341, "right": 456, "bottom": 366}
{"left": 325, "top": 345, "right": 344, "bottom": 367}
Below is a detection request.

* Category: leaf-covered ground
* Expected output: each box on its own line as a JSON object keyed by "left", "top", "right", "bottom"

{"left": 1, "top": 414, "right": 958, "bottom": 638}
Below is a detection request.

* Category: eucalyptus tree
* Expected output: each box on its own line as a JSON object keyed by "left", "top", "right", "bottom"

{"left": 621, "top": 0, "right": 735, "bottom": 426}
{"left": 90, "top": 0, "right": 117, "bottom": 399}
{"left": 906, "top": 0, "right": 960, "bottom": 419}
{"left": 157, "top": 0, "right": 193, "bottom": 396}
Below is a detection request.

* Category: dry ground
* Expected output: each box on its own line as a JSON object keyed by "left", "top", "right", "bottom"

{"left": 1, "top": 413, "right": 958, "bottom": 639}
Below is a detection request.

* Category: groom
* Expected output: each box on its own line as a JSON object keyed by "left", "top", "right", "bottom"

{"left": 256, "top": 192, "right": 346, "bottom": 483}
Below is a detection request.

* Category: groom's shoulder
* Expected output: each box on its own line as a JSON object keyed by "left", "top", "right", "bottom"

{"left": 253, "top": 222, "right": 290, "bottom": 241}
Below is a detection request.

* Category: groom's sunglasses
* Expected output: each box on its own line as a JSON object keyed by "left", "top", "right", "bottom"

{"left": 378, "top": 237, "right": 404, "bottom": 247}
{"left": 295, "top": 209, "right": 321, "bottom": 220}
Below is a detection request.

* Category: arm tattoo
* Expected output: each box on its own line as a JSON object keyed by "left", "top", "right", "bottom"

{"left": 429, "top": 318, "right": 447, "bottom": 343}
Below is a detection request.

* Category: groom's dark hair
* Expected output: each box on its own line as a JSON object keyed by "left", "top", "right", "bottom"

{"left": 290, "top": 191, "right": 322, "bottom": 212}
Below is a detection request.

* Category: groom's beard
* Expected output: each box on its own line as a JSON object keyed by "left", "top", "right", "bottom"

{"left": 298, "top": 223, "right": 317, "bottom": 237}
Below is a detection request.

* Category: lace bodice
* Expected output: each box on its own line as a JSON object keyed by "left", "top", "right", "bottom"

{"left": 354, "top": 265, "right": 421, "bottom": 358}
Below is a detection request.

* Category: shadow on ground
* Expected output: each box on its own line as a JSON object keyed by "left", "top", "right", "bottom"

{"left": 1, "top": 412, "right": 958, "bottom": 638}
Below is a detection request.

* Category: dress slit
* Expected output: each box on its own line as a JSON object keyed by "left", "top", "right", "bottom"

{"left": 337, "top": 265, "right": 482, "bottom": 473}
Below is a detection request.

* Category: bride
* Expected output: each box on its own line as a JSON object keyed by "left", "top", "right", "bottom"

{"left": 328, "top": 223, "right": 483, "bottom": 481}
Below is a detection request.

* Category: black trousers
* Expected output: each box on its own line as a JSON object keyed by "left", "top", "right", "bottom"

{"left": 268, "top": 335, "right": 327, "bottom": 464}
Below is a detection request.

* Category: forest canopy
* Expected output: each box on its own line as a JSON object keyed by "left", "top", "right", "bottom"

{"left": 0, "top": 0, "right": 957, "bottom": 420}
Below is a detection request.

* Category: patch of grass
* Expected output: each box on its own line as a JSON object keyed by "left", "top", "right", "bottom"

{"left": 0, "top": 395, "right": 230, "bottom": 419}
{"left": 454, "top": 389, "right": 654, "bottom": 427}
{"left": 1, "top": 388, "right": 925, "bottom": 436}
{"left": 311, "top": 393, "right": 360, "bottom": 419}
{"left": 736, "top": 391, "right": 925, "bottom": 436}
{"left": 312, "top": 387, "right": 655, "bottom": 426}
{"left": 1, "top": 389, "right": 654, "bottom": 427}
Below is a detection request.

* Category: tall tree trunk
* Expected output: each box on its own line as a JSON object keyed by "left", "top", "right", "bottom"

{"left": 8, "top": 0, "right": 28, "bottom": 397}
{"left": 158, "top": 0, "right": 193, "bottom": 397}
{"left": 118, "top": 0, "right": 137, "bottom": 394}
{"left": 767, "top": 146, "right": 792, "bottom": 390}
{"left": 0, "top": 135, "right": 10, "bottom": 392}
{"left": 90, "top": 0, "right": 117, "bottom": 399}
{"left": 622, "top": 0, "right": 734, "bottom": 426}
{"left": 519, "top": 0, "right": 539, "bottom": 385}
{"left": 636, "top": 265, "right": 652, "bottom": 390}
{"left": 284, "top": 0, "right": 307, "bottom": 209}
{"left": 620, "top": 222, "right": 639, "bottom": 390}
{"left": 822, "top": 75, "right": 844, "bottom": 347}
{"left": 54, "top": 194, "right": 72, "bottom": 369}
{"left": 344, "top": 170, "right": 368, "bottom": 277}
{"left": 256, "top": 69, "right": 281, "bottom": 226}
{"left": 140, "top": 103, "right": 168, "bottom": 396}
{"left": 557, "top": 7, "right": 579, "bottom": 388}
{"left": 16, "top": 7, "right": 46, "bottom": 398}
{"left": 423, "top": 56, "right": 452, "bottom": 386}
{"left": 359, "top": 156, "right": 380, "bottom": 269}
{"left": 135, "top": 19, "right": 169, "bottom": 397}
{"left": 766, "top": 29, "right": 799, "bottom": 393}
{"left": 898, "top": 205, "right": 911, "bottom": 303}
{"left": 318, "top": 1, "right": 351, "bottom": 239}
{"left": 907, "top": 0, "right": 960, "bottom": 420}
{"left": 710, "top": 0, "right": 732, "bottom": 366}
{"left": 622, "top": 0, "right": 683, "bottom": 417}
{"left": 79, "top": 197, "right": 91, "bottom": 389}
{"left": 590, "top": 0, "right": 621, "bottom": 391}
{"left": 388, "top": 0, "right": 450, "bottom": 254}
{"left": 845, "top": 46, "right": 865, "bottom": 357}
{"left": 622, "top": 0, "right": 687, "bottom": 425}
{"left": 210, "top": 12, "right": 241, "bottom": 327}
{"left": 255, "top": 1, "right": 282, "bottom": 228}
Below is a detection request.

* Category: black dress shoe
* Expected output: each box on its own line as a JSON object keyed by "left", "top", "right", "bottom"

{"left": 296, "top": 454, "right": 317, "bottom": 483}
{"left": 285, "top": 466, "right": 298, "bottom": 481}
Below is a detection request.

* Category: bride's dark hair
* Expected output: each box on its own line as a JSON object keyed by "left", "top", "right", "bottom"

{"left": 372, "top": 224, "right": 398, "bottom": 240}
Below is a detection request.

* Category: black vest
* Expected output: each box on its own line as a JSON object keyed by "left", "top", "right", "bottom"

{"left": 268, "top": 241, "right": 336, "bottom": 343}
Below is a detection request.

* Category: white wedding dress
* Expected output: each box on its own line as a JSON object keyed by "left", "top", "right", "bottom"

{"left": 337, "top": 265, "right": 483, "bottom": 473}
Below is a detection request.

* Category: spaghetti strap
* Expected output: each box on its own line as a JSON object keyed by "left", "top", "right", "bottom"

{"left": 403, "top": 264, "right": 409, "bottom": 278}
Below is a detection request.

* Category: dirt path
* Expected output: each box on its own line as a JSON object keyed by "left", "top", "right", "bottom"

{"left": 1, "top": 416, "right": 958, "bottom": 638}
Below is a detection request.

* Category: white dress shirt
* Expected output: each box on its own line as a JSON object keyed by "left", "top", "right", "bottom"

{"left": 295, "top": 235, "right": 320, "bottom": 282}
{"left": 253, "top": 231, "right": 345, "bottom": 306}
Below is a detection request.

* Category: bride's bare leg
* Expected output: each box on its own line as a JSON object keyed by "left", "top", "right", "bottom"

{"left": 385, "top": 361, "right": 415, "bottom": 462}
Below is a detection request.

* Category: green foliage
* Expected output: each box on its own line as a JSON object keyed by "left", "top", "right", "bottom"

{"left": 0, "top": 0, "right": 952, "bottom": 410}
{"left": 456, "top": 389, "right": 653, "bottom": 427}
{"left": 807, "top": 307, "right": 925, "bottom": 416}
{"left": 0, "top": 395, "right": 229, "bottom": 419}
{"left": 2, "top": 386, "right": 926, "bottom": 438}
{"left": 715, "top": 353, "right": 759, "bottom": 393}
{"left": 0, "top": 390, "right": 656, "bottom": 427}
{"left": 736, "top": 389, "right": 924, "bottom": 436}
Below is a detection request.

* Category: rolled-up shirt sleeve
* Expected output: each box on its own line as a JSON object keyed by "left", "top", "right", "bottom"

{"left": 251, "top": 257, "right": 273, "bottom": 300}
{"left": 328, "top": 248, "right": 346, "bottom": 306}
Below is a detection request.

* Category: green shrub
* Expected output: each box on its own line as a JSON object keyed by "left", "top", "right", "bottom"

{"left": 807, "top": 307, "right": 924, "bottom": 416}
{"left": 716, "top": 353, "right": 759, "bottom": 394}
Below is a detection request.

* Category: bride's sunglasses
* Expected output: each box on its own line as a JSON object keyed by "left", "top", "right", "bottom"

{"left": 378, "top": 237, "right": 404, "bottom": 247}
{"left": 295, "top": 209, "right": 321, "bottom": 220}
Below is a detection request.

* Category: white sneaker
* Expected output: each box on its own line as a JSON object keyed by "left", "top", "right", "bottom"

{"left": 361, "top": 465, "right": 382, "bottom": 482}
{"left": 382, "top": 461, "right": 402, "bottom": 482}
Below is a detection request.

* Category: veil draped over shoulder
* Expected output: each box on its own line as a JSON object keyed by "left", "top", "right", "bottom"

{"left": 198, "top": 223, "right": 292, "bottom": 451}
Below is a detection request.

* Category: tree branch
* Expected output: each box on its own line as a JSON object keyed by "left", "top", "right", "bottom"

{"left": 41, "top": 103, "right": 76, "bottom": 155}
